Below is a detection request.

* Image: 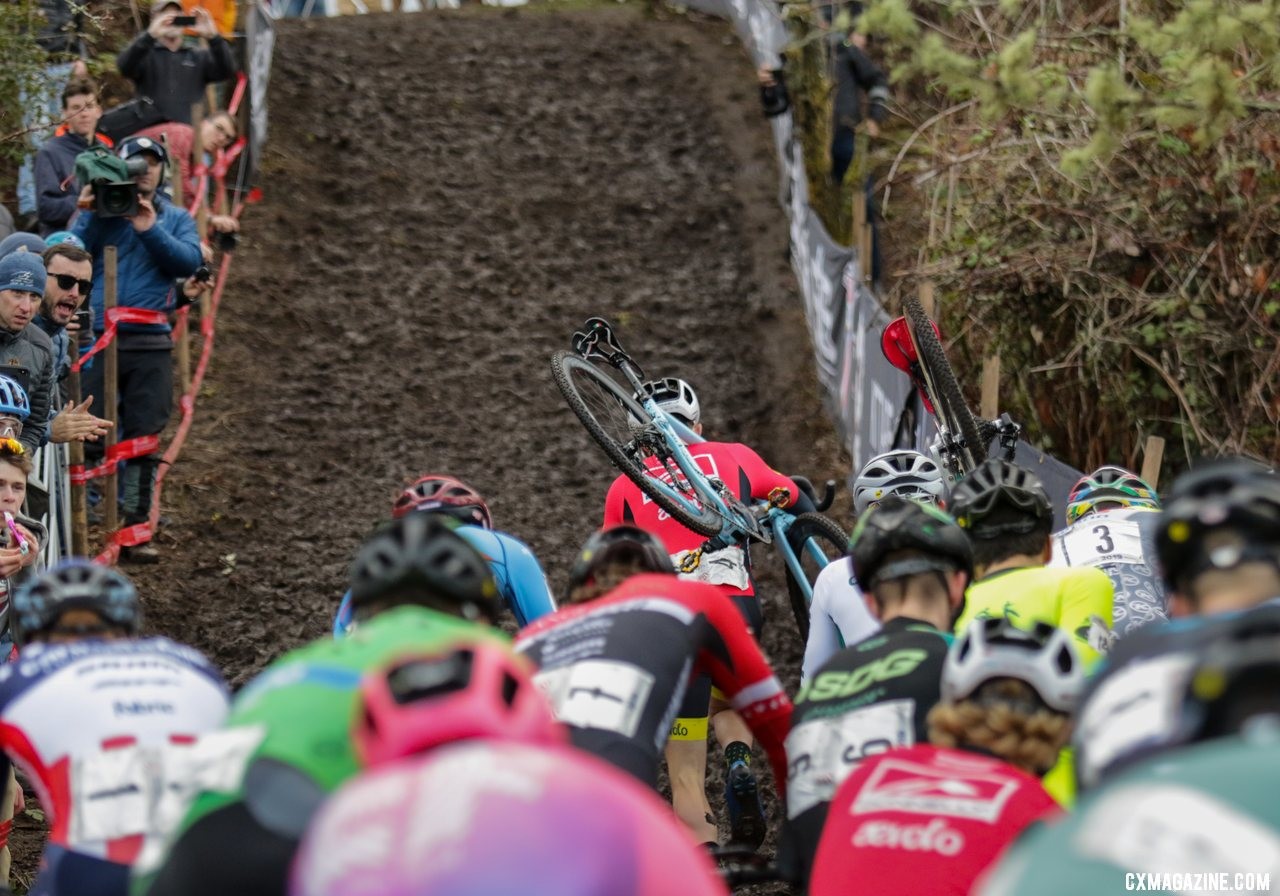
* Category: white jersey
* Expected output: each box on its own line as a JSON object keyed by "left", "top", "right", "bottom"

{"left": 1050, "top": 506, "right": 1167, "bottom": 637}
{"left": 801, "top": 561, "right": 880, "bottom": 682}
{"left": 0, "top": 637, "right": 230, "bottom": 865}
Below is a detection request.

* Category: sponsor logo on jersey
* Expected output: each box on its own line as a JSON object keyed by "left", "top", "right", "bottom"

{"left": 114, "top": 700, "right": 175, "bottom": 715}
{"left": 851, "top": 756, "right": 1020, "bottom": 822}
{"left": 796, "top": 649, "right": 929, "bottom": 704}
{"left": 852, "top": 818, "right": 965, "bottom": 856}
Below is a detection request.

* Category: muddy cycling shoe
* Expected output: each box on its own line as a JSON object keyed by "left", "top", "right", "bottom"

{"left": 724, "top": 762, "right": 767, "bottom": 850}
{"left": 120, "top": 543, "right": 160, "bottom": 564}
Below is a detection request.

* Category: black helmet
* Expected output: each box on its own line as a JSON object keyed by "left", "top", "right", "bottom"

{"left": 1157, "top": 457, "right": 1280, "bottom": 590}
{"left": 850, "top": 495, "right": 973, "bottom": 588}
{"left": 10, "top": 559, "right": 141, "bottom": 646}
{"left": 950, "top": 459, "right": 1052, "bottom": 536}
{"left": 566, "top": 525, "right": 673, "bottom": 594}
{"left": 1178, "top": 603, "right": 1280, "bottom": 744}
{"left": 348, "top": 513, "right": 500, "bottom": 622}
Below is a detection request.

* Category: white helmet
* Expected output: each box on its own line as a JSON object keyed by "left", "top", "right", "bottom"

{"left": 943, "top": 618, "right": 1083, "bottom": 714}
{"left": 854, "top": 450, "right": 947, "bottom": 515}
{"left": 634, "top": 378, "right": 700, "bottom": 425}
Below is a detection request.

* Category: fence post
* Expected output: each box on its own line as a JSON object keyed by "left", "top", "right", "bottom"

{"left": 103, "top": 247, "right": 119, "bottom": 545}
{"left": 1140, "top": 435, "right": 1165, "bottom": 489}
{"left": 69, "top": 334, "right": 88, "bottom": 556}
{"left": 919, "top": 280, "right": 936, "bottom": 318}
{"left": 981, "top": 355, "right": 1001, "bottom": 420}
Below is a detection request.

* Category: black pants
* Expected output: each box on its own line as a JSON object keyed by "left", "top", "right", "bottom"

{"left": 83, "top": 348, "right": 172, "bottom": 526}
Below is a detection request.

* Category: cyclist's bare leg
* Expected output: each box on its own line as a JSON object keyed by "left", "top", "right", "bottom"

{"left": 665, "top": 736, "right": 717, "bottom": 844}
{"left": 710, "top": 702, "right": 752, "bottom": 750}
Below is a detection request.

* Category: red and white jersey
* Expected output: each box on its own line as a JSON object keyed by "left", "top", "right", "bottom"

{"left": 0, "top": 637, "right": 230, "bottom": 864}
{"left": 811, "top": 744, "right": 1060, "bottom": 896}
{"left": 603, "top": 441, "right": 796, "bottom": 597}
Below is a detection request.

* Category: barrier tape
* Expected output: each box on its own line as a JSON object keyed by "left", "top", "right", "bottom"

{"left": 70, "top": 307, "right": 170, "bottom": 373}
{"left": 68, "top": 435, "right": 161, "bottom": 484}
{"left": 94, "top": 250, "right": 233, "bottom": 565}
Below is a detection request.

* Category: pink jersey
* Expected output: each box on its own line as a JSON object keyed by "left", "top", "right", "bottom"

{"left": 603, "top": 441, "right": 796, "bottom": 597}
{"left": 0, "top": 637, "right": 229, "bottom": 865}
{"left": 292, "top": 740, "right": 730, "bottom": 896}
{"left": 811, "top": 744, "right": 1060, "bottom": 896}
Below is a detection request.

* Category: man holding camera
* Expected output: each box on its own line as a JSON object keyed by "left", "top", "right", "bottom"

{"left": 117, "top": 0, "right": 236, "bottom": 126}
{"left": 72, "top": 135, "right": 201, "bottom": 561}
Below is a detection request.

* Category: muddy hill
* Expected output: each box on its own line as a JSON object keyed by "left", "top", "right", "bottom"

{"left": 13, "top": 5, "right": 851, "bottom": 887}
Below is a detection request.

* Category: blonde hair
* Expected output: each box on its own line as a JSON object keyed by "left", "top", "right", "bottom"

{"left": 564, "top": 560, "right": 648, "bottom": 605}
{"left": 926, "top": 679, "right": 1072, "bottom": 777}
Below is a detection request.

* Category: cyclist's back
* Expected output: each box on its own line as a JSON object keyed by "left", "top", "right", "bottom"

{"left": 812, "top": 743, "right": 1059, "bottom": 896}
{"left": 1050, "top": 466, "right": 1166, "bottom": 637}
{"left": 515, "top": 571, "right": 791, "bottom": 793}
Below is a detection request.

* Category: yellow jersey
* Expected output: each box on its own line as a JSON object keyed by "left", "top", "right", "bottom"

{"left": 954, "top": 565, "right": 1114, "bottom": 667}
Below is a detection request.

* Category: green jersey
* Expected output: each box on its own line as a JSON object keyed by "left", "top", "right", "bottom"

{"left": 979, "top": 732, "right": 1280, "bottom": 895}
{"left": 134, "top": 606, "right": 505, "bottom": 894}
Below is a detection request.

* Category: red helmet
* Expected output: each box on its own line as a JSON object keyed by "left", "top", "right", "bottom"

{"left": 391, "top": 474, "right": 492, "bottom": 529}
{"left": 354, "top": 640, "right": 566, "bottom": 768}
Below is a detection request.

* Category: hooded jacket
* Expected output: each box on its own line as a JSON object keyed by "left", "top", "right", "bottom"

{"left": 71, "top": 191, "right": 201, "bottom": 339}
{"left": 116, "top": 33, "right": 236, "bottom": 125}
{"left": 0, "top": 326, "right": 54, "bottom": 454}
{"left": 34, "top": 128, "right": 113, "bottom": 237}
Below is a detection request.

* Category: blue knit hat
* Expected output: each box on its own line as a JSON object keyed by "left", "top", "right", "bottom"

{"left": 0, "top": 252, "right": 46, "bottom": 297}
{"left": 44, "top": 231, "right": 85, "bottom": 250}
{"left": 0, "top": 233, "right": 46, "bottom": 261}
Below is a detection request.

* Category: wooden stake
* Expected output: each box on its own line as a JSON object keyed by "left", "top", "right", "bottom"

{"left": 69, "top": 332, "right": 88, "bottom": 557}
{"left": 1140, "top": 435, "right": 1165, "bottom": 489}
{"left": 919, "top": 280, "right": 937, "bottom": 317}
{"left": 103, "top": 247, "right": 119, "bottom": 546}
{"left": 981, "top": 354, "right": 1001, "bottom": 420}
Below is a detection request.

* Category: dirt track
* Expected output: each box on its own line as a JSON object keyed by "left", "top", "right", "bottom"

{"left": 11, "top": 4, "right": 849, "bottom": 888}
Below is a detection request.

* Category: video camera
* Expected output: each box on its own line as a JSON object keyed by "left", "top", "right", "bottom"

{"left": 74, "top": 147, "right": 148, "bottom": 219}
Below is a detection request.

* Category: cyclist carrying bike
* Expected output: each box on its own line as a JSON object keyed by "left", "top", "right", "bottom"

{"left": 783, "top": 495, "right": 969, "bottom": 885}
{"left": 982, "top": 602, "right": 1280, "bottom": 896}
{"left": 602, "top": 376, "right": 809, "bottom": 849}
{"left": 0, "top": 561, "right": 229, "bottom": 896}
{"left": 135, "top": 514, "right": 510, "bottom": 896}
{"left": 1049, "top": 465, "right": 1166, "bottom": 637}
{"left": 333, "top": 474, "right": 556, "bottom": 635}
{"left": 802, "top": 450, "right": 948, "bottom": 681}
{"left": 514, "top": 524, "right": 793, "bottom": 848}
{"left": 290, "top": 640, "right": 731, "bottom": 896}
{"left": 1072, "top": 457, "right": 1280, "bottom": 794}
{"left": 809, "top": 618, "right": 1080, "bottom": 896}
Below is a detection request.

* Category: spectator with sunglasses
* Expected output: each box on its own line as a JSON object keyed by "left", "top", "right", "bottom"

{"left": 36, "top": 242, "right": 111, "bottom": 445}
{"left": 0, "top": 252, "right": 55, "bottom": 455}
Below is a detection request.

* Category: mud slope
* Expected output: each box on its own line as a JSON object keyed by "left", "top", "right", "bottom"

{"left": 14, "top": 5, "right": 850, "bottom": 889}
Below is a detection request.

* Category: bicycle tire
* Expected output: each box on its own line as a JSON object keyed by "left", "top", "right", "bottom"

{"left": 551, "top": 351, "right": 724, "bottom": 537}
{"left": 903, "top": 296, "right": 988, "bottom": 473}
{"left": 782, "top": 512, "right": 850, "bottom": 642}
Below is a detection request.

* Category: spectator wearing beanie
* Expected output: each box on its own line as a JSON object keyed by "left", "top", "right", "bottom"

{"left": 0, "top": 253, "right": 55, "bottom": 454}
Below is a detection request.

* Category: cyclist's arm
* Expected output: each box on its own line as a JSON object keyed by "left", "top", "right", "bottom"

{"left": 1058, "top": 567, "right": 1115, "bottom": 666}
{"left": 692, "top": 584, "right": 793, "bottom": 798}
{"left": 491, "top": 531, "right": 557, "bottom": 627}
{"left": 728, "top": 444, "right": 801, "bottom": 507}
{"left": 801, "top": 568, "right": 843, "bottom": 682}
{"left": 603, "top": 476, "right": 631, "bottom": 527}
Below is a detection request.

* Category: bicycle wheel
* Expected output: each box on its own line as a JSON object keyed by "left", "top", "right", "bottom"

{"left": 781, "top": 513, "right": 850, "bottom": 642}
{"left": 903, "top": 296, "right": 988, "bottom": 473}
{"left": 551, "top": 351, "right": 724, "bottom": 536}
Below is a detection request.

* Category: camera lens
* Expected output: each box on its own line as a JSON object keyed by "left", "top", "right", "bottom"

{"left": 96, "top": 182, "right": 139, "bottom": 218}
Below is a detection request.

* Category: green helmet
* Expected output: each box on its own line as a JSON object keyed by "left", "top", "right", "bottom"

{"left": 850, "top": 495, "right": 973, "bottom": 588}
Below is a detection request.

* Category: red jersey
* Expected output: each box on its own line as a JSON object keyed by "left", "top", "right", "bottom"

{"left": 516, "top": 574, "right": 792, "bottom": 797}
{"left": 603, "top": 441, "right": 796, "bottom": 597}
{"left": 810, "top": 744, "right": 1059, "bottom": 896}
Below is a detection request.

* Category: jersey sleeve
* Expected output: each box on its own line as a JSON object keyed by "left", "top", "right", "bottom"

{"left": 603, "top": 476, "right": 630, "bottom": 527}
{"left": 801, "top": 569, "right": 843, "bottom": 683}
{"left": 1058, "top": 567, "right": 1115, "bottom": 666}
{"left": 687, "top": 583, "right": 793, "bottom": 798}
{"left": 727, "top": 444, "right": 798, "bottom": 506}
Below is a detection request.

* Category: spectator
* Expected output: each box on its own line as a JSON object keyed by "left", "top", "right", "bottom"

{"left": 117, "top": 0, "right": 237, "bottom": 126}
{"left": 35, "top": 242, "right": 111, "bottom": 444}
{"left": 0, "top": 207, "right": 13, "bottom": 244}
{"left": 0, "top": 436, "right": 45, "bottom": 652}
{"left": 133, "top": 110, "right": 238, "bottom": 204}
{"left": 0, "top": 253, "right": 55, "bottom": 455}
{"left": 34, "top": 79, "right": 114, "bottom": 237}
{"left": 0, "top": 235, "right": 46, "bottom": 260}
{"left": 72, "top": 136, "right": 201, "bottom": 561}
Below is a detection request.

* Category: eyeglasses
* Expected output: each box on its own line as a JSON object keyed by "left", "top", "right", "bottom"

{"left": 52, "top": 273, "right": 93, "bottom": 295}
{"left": 213, "top": 120, "right": 236, "bottom": 143}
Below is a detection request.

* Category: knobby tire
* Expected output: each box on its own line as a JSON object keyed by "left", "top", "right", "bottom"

{"left": 782, "top": 512, "right": 850, "bottom": 642}
{"left": 551, "top": 351, "right": 723, "bottom": 536}
{"left": 903, "top": 296, "right": 987, "bottom": 473}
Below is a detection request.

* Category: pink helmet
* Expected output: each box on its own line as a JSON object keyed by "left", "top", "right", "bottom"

{"left": 390, "top": 474, "right": 492, "bottom": 529}
{"left": 354, "top": 640, "right": 566, "bottom": 768}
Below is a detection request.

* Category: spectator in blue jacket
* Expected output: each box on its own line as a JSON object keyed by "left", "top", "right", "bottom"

{"left": 71, "top": 134, "right": 200, "bottom": 562}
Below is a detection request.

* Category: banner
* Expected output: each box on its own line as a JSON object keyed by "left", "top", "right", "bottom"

{"left": 243, "top": 0, "right": 276, "bottom": 187}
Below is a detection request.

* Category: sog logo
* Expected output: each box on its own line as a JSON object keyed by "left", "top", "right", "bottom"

{"left": 797, "top": 649, "right": 928, "bottom": 703}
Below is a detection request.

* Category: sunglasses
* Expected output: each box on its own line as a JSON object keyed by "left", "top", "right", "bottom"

{"left": 52, "top": 273, "right": 93, "bottom": 295}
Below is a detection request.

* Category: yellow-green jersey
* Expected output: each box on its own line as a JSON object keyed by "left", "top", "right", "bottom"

{"left": 955, "top": 565, "right": 1115, "bottom": 667}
